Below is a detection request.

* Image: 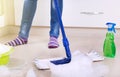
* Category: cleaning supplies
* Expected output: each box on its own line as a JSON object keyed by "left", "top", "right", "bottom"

{"left": 34, "top": 50, "right": 104, "bottom": 70}
{"left": 50, "top": 0, "right": 71, "bottom": 65}
{"left": 0, "top": 44, "right": 14, "bottom": 65}
{"left": 103, "top": 22, "right": 116, "bottom": 58}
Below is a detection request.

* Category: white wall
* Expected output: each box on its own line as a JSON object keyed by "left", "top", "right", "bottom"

{"left": 14, "top": 0, "right": 120, "bottom": 28}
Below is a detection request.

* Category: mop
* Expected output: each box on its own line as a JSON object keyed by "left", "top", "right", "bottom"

{"left": 50, "top": 0, "right": 105, "bottom": 65}
{"left": 34, "top": 0, "right": 104, "bottom": 69}
{"left": 50, "top": 0, "right": 72, "bottom": 65}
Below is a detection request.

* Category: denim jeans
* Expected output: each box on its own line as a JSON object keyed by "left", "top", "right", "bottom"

{"left": 19, "top": 0, "right": 63, "bottom": 39}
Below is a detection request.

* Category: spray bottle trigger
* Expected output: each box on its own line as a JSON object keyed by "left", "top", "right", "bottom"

{"left": 106, "top": 22, "right": 116, "bottom": 33}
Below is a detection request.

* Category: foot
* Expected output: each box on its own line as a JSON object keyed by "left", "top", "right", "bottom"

{"left": 48, "top": 36, "right": 59, "bottom": 49}
{"left": 5, "top": 37, "right": 28, "bottom": 46}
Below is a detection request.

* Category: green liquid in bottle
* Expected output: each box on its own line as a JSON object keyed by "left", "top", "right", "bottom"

{"left": 103, "top": 32, "right": 116, "bottom": 58}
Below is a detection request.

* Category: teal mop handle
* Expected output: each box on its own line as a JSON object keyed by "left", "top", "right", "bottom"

{"left": 54, "top": 0, "right": 71, "bottom": 59}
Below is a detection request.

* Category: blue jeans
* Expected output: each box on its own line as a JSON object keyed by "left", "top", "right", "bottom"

{"left": 19, "top": 0, "right": 63, "bottom": 39}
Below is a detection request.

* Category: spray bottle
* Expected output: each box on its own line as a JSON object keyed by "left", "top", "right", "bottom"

{"left": 103, "top": 22, "right": 116, "bottom": 58}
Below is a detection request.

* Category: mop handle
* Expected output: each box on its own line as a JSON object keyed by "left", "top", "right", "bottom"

{"left": 54, "top": 0, "right": 71, "bottom": 58}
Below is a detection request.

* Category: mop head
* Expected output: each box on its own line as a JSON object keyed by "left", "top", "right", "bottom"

{"left": 0, "top": 44, "right": 14, "bottom": 65}
{"left": 34, "top": 57, "right": 63, "bottom": 70}
{"left": 50, "top": 50, "right": 108, "bottom": 77}
{"left": 34, "top": 50, "right": 104, "bottom": 70}
{"left": 34, "top": 50, "right": 107, "bottom": 77}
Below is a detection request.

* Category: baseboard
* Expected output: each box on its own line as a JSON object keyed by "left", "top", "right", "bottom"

{"left": 0, "top": 26, "right": 9, "bottom": 37}
{"left": 0, "top": 26, "right": 19, "bottom": 37}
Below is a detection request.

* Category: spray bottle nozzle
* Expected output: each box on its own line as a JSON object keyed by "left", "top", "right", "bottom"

{"left": 106, "top": 22, "right": 116, "bottom": 33}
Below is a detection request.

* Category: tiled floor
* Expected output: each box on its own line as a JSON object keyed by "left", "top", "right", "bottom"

{"left": 0, "top": 27, "right": 120, "bottom": 77}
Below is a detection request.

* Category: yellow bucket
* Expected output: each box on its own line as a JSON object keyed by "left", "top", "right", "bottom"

{"left": 0, "top": 44, "right": 14, "bottom": 65}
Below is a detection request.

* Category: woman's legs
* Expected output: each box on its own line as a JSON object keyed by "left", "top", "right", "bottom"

{"left": 19, "top": 0, "right": 37, "bottom": 39}
{"left": 49, "top": 0, "right": 63, "bottom": 38}
{"left": 48, "top": 0, "right": 63, "bottom": 48}
{"left": 6, "top": 0, "right": 37, "bottom": 46}
{"left": 5, "top": 0, "right": 63, "bottom": 47}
